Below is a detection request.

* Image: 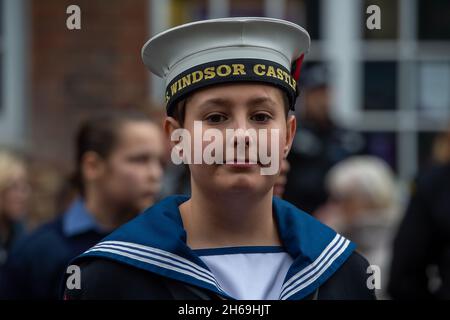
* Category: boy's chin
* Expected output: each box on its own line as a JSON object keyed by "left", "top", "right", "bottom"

{"left": 216, "top": 176, "right": 273, "bottom": 194}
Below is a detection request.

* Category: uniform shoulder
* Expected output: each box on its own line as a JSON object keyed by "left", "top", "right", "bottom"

{"left": 340, "top": 250, "right": 372, "bottom": 273}
{"left": 318, "top": 251, "right": 377, "bottom": 300}
{"left": 63, "top": 257, "right": 174, "bottom": 300}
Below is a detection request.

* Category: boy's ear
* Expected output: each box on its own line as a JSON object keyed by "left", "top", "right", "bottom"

{"left": 164, "top": 116, "right": 182, "bottom": 148}
{"left": 82, "top": 151, "right": 106, "bottom": 182}
{"left": 284, "top": 115, "right": 297, "bottom": 158}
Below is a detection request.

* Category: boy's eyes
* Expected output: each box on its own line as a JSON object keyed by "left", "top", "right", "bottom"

{"left": 205, "top": 113, "right": 227, "bottom": 123}
{"left": 204, "top": 112, "right": 273, "bottom": 124}
{"left": 250, "top": 113, "right": 272, "bottom": 122}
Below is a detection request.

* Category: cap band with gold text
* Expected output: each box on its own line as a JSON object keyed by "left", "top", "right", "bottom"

{"left": 141, "top": 17, "right": 310, "bottom": 116}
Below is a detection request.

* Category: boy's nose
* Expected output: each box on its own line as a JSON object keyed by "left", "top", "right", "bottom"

{"left": 233, "top": 131, "right": 251, "bottom": 148}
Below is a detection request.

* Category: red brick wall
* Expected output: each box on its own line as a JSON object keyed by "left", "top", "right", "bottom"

{"left": 30, "top": 0, "right": 150, "bottom": 170}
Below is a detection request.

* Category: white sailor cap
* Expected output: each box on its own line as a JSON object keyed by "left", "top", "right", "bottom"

{"left": 141, "top": 17, "right": 310, "bottom": 116}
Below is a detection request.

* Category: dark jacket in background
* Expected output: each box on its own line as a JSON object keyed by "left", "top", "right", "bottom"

{"left": 0, "top": 198, "right": 107, "bottom": 299}
{"left": 0, "top": 222, "right": 24, "bottom": 266}
{"left": 284, "top": 123, "right": 364, "bottom": 213}
{"left": 388, "top": 164, "right": 450, "bottom": 299}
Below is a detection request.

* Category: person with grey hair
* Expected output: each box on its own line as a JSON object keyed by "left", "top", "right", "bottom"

{"left": 316, "top": 156, "right": 400, "bottom": 299}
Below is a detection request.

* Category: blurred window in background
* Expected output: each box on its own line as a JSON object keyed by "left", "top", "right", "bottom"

{"left": 418, "top": 62, "right": 450, "bottom": 123}
{"left": 363, "top": 61, "right": 397, "bottom": 111}
{"left": 169, "top": 0, "right": 208, "bottom": 26}
{"left": 0, "top": 0, "right": 3, "bottom": 113}
{"left": 315, "top": 0, "right": 450, "bottom": 189}
{"left": 284, "top": 0, "right": 320, "bottom": 40}
{"left": 416, "top": 61, "right": 450, "bottom": 168}
{"left": 418, "top": 0, "right": 450, "bottom": 40}
{"left": 229, "top": 0, "right": 264, "bottom": 17}
{"left": 0, "top": 0, "right": 27, "bottom": 148}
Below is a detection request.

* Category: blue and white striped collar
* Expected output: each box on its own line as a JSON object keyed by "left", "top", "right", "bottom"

{"left": 74, "top": 195, "right": 355, "bottom": 300}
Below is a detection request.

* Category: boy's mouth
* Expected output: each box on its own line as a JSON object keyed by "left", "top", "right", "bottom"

{"left": 222, "top": 158, "right": 270, "bottom": 168}
{"left": 224, "top": 163, "right": 259, "bottom": 169}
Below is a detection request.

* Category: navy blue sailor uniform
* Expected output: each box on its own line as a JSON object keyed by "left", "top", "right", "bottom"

{"left": 64, "top": 195, "right": 375, "bottom": 300}
{"left": 64, "top": 17, "right": 375, "bottom": 300}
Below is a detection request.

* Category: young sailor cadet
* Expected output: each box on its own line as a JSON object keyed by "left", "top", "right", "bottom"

{"left": 64, "top": 17, "right": 376, "bottom": 300}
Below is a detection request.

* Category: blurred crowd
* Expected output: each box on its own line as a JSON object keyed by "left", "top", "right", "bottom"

{"left": 0, "top": 65, "right": 449, "bottom": 300}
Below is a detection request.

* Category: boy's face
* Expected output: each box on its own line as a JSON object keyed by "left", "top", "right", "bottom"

{"left": 165, "top": 83, "right": 296, "bottom": 197}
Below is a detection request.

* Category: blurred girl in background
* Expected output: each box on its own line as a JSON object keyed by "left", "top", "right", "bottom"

{"left": 1, "top": 111, "right": 165, "bottom": 299}
{"left": 0, "top": 150, "right": 30, "bottom": 265}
